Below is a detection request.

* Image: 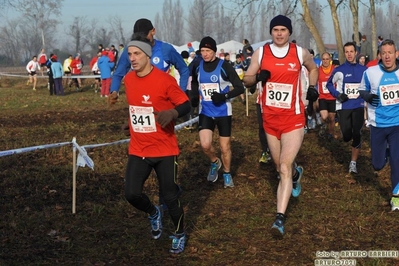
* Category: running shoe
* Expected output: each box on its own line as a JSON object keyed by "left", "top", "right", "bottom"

{"left": 318, "top": 124, "right": 326, "bottom": 137}
{"left": 207, "top": 158, "right": 221, "bottom": 182}
{"left": 32, "top": 88, "right": 36, "bottom": 91}
{"left": 223, "top": 173, "right": 234, "bottom": 188}
{"left": 307, "top": 116, "right": 316, "bottom": 130}
{"left": 148, "top": 206, "right": 162, "bottom": 239}
{"left": 391, "top": 197, "right": 399, "bottom": 211}
{"left": 259, "top": 151, "right": 271, "bottom": 163}
{"left": 349, "top": 161, "right": 357, "bottom": 174}
{"left": 316, "top": 113, "right": 323, "bottom": 126}
{"left": 292, "top": 165, "right": 303, "bottom": 197}
{"left": 169, "top": 232, "right": 186, "bottom": 254}
{"left": 271, "top": 214, "right": 285, "bottom": 238}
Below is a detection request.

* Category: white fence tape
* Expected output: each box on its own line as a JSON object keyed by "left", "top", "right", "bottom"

{"left": 0, "top": 72, "right": 100, "bottom": 79}
{"left": 0, "top": 141, "right": 71, "bottom": 157}
{"left": 1, "top": 116, "right": 198, "bottom": 160}
{"left": 0, "top": 116, "right": 199, "bottom": 213}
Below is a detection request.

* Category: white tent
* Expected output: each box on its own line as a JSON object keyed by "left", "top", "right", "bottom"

{"left": 217, "top": 40, "right": 243, "bottom": 56}
{"left": 251, "top": 39, "right": 273, "bottom": 51}
{"left": 174, "top": 41, "right": 200, "bottom": 54}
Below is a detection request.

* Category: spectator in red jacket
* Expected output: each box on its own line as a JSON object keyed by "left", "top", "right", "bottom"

{"left": 70, "top": 53, "right": 83, "bottom": 91}
{"left": 106, "top": 47, "right": 115, "bottom": 63}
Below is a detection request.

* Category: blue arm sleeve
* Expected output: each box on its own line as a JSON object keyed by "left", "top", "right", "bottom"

{"left": 110, "top": 48, "right": 131, "bottom": 93}
{"left": 165, "top": 45, "right": 189, "bottom": 91}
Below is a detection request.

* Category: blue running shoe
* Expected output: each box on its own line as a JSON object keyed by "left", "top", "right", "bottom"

{"left": 223, "top": 173, "right": 234, "bottom": 188}
{"left": 292, "top": 165, "right": 303, "bottom": 197}
{"left": 207, "top": 158, "right": 221, "bottom": 182}
{"left": 169, "top": 232, "right": 187, "bottom": 254}
{"left": 148, "top": 206, "right": 162, "bottom": 239}
{"left": 271, "top": 217, "right": 285, "bottom": 238}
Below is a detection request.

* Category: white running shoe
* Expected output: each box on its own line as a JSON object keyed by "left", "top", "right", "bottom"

{"left": 349, "top": 161, "right": 357, "bottom": 174}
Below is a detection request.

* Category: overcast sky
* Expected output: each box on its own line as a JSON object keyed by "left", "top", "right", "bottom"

{"left": 61, "top": 0, "right": 178, "bottom": 32}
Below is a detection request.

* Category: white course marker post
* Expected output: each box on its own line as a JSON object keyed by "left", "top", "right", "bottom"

{"left": 246, "top": 88, "right": 249, "bottom": 116}
{"left": 72, "top": 137, "right": 77, "bottom": 214}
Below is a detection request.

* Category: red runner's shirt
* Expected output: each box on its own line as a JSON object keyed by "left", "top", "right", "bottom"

{"left": 260, "top": 43, "right": 304, "bottom": 115}
{"left": 318, "top": 65, "right": 335, "bottom": 100}
{"left": 124, "top": 67, "right": 188, "bottom": 157}
{"left": 39, "top": 54, "right": 47, "bottom": 64}
{"left": 70, "top": 59, "right": 83, "bottom": 75}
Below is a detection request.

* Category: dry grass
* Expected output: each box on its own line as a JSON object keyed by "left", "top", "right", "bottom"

{"left": 1, "top": 75, "right": 398, "bottom": 266}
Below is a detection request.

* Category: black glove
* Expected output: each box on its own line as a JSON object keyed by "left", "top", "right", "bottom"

{"left": 256, "top": 70, "right": 271, "bottom": 85}
{"left": 306, "top": 86, "right": 319, "bottom": 101}
{"left": 122, "top": 123, "right": 130, "bottom": 137}
{"left": 211, "top": 92, "right": 227, "bottom": 104}
{"left": 249, "top": 85, "right": 256, "bottom": 94}
{"left": 337, "top": 93, "right": 349, "bottom": 103}
{"left": 359, "top": 91, "right": 379, "bottom": 107}
{"left": 367, "top": 94, "right": 380, "bottom": 107}
{"left": 154, "top": 109, "right": 177, "bottom": 128}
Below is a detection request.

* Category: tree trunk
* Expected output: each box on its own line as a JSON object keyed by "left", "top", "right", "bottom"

{"left": 370, "top": 0, "right": 377, "bottom": 60}
{"left": 300, "top": 0, "right": 325, "bottom": 55}
{"left": 349, "top": 0, "right": 359, "bottom": 53}
{"left": 327, "top": 0, "right": 345, "bottom": 63}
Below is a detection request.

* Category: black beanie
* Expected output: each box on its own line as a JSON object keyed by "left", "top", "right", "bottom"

{"left": 134, "top": 18, "right": 154, "bottom": 34}
{"left": 269, "top": 15, "right": 292, "bottom": 36}
{"left": 199, "top": 36, "right": 217, "bottom": 53}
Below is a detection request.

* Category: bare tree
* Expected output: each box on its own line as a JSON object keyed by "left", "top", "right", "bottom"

{"left": 256, "top": 2, "right": 272, "bottom": 42}
{"left": 349, "top": 0, "right": 360, "bottom": 50}
{"left": 108, "top": 16, "right": 128, "bottom": 46}
{"left": 154, "top": 13, "right": 163, "bottom": 40}
{"left": 66, "top": 16, "right": 91, "bottom": 54}
{"left": 11, "top": 0, "right": 63, "bottom": 49}
{"left": 325, "top": 0, "right": 345, "bottom": 63}
{"left": 153, "top": 0, "right": 185, "bottom": 45}
{"left": 244, "top": 2, "right": 257, "bottom": 43}
{"left": 96, "top": 27, "right": 113, "bottom": 49}
{"left": 298, "top": 0, "right": 325, "bottom": 54}
{"left": 369, "top": 0, "right": 377, "bottom": 60}
{"left": 187, "top": 0, "right": 215, "bottom": 41}
{"left": 385, "top": 2, "right": 399, "bottom": 41}
{"left": 0, "top": 19, "right": 23, "bottom": 65}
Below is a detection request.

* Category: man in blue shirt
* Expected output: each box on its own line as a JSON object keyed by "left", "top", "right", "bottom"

{"left": 190, "top": 36, "right": 245, "bottom": 188}
{"left": 358, "top": 39, "right": 399, "bottom": 211}
{"left": 109, "top": 18, "right": 189, "bottom": 103}
{"left": 326, "top": 42, "right": 367, "bottom": 174}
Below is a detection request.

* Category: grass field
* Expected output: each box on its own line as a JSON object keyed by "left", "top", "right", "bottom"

{"left": 0, "top": 75, "right": 398, "bottom": 266}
